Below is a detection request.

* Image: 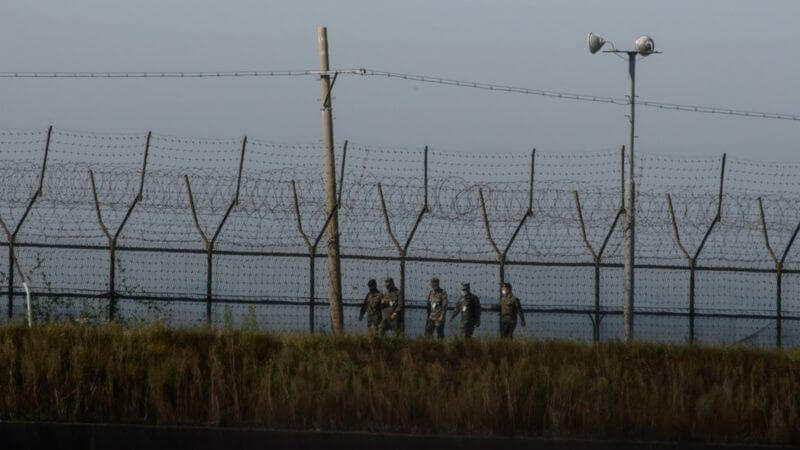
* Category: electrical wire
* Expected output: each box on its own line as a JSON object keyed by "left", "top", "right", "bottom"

{"left": 0, "top": 69, "right": 366, "bottom": 78}
{"left": 2, "top": 67, "right": 799, "bottom": 122}
{"left": 362, "top": 69, "right": 800, "bottom": 122}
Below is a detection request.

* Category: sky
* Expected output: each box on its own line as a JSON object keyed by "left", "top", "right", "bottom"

{"left": 1, "top": 0, "right": 800, "bottom": 160}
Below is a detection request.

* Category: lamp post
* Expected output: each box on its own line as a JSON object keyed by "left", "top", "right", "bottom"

{"left": 589, "top": 33, "right": 659, "bottom": 342}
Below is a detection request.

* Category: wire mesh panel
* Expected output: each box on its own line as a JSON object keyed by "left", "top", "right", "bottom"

{"left": 695, "top": 270, "right": 776, "bottom": 346}
{"left": 1, "top": 127, "right": 800, "bottom": 347}
{"left": 211, "top": 254, "right": 310, "bottom": 332}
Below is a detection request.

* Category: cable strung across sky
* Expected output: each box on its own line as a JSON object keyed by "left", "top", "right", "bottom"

{"left": 0, "top": 69, "right": 367, "bottom": 78}
{"left": 365, "top": 69, "right": 800, "bottom": 122}
{"left": 2, "top": 67, "right": 799, "bottom": 122}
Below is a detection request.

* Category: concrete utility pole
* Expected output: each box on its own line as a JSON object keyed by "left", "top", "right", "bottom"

{"left": 588, "top": 33, "right": 658, "bottom": 342}
{"left": 317, "top": 26, "right": 344, "bottom": 335}
{"left": 623, "top": 52, "right": 636, "bottom": 342}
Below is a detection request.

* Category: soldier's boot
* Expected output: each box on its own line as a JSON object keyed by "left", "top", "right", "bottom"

{"left": 379, "top": 320, "right": 391, "bottom": 336}
{"left": 465, "top": 323, "right": 475, "bottom": 338}
{"left": 424, "top": 319, "right": 436, "bottom": 338}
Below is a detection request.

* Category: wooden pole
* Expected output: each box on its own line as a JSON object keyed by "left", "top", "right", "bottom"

{"left": 318, "top": 26, "right": 344, "bottom": 335}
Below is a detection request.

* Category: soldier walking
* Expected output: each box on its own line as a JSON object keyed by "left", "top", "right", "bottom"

{"left": 450, "top": 282, "right": 481, "bottom": 338}
{"left": 499, "top": 282, "right": 525, "bottom": 338}
{"left": 380, "top": 278, "right": 404, "bottom": 337}
{"left": 359, "top": 279, "right": 383, "bottom": 335}
{"left": 424, "top": 277, "right": 448, "bottom": 339}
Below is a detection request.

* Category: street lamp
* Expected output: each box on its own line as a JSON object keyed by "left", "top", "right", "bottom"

{"left": 588, "top": 32, "right": 659, "bottom": 342}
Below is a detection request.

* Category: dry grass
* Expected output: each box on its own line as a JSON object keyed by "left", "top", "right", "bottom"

{"left": 0, "top": 322, "right": 799, "bottom": 444}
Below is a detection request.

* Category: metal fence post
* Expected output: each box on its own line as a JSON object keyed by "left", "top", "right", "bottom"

{"left": 376, "top": 148, "right": 428, "bottom": 336}
{"left": 757, "top": 195, "right": 799, "bottom": 349}
{"left": 757, "top": 197, "right": 779, "bottom": 346}
{"left": 777, "top": 217, "right": 800, "bottom": 348}
{"left": 667, "top": 193, "right": 694, "bottom": 342}
{"left": 477, "top": 187, "right": 503, "bottom": 329}
{"left": 308, "top": 255, "right": 315, "bottom": 331}
{"left": 6, "top": 240, "right": 13, "bottom": 319}
{"left": 182, "top": 136, "right": 247, "bottom": 326}
{"left": 184, "top": 175, "right": 210, "bottom": 322}
{"left": 573, "top": 190, "right": 622, "bottom": 342}
{"left": 291, "top": 141, "right": 346, "bottom": 333}
{"left": 2, "top": 126, "right": 51, "bottom": 319}
{"left": 776, "top": 266, "right": 782, "bottom": 348}
{"left": 665, "top": 154, "right": 725, "bottom": 344}
{"left": 377, "top": 181, "right": 426, "bottom": 336}
{"left": 89, "top": 170, "right": 116, "bottom": 321}
{"left": 478, "top": 187, "right": 502, "bottom": 277}
{"left": 293, "top": 179, "right": 338, "bottom": 333}
{"left": 88, "top": 132, "right": 150, "bottom": 322}
{"left": 477, "top": 149, "right": 536, "bottom": 334}
{"left": 206, "top": 246, "right": 213, "bottom": 323}
{"left": 688, "top": 259, "right": 696, "bottom": 342}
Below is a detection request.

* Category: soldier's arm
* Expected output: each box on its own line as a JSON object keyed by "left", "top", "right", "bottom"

{"left": 390, "top": 293, "right": 403, "bottom": 319}
{"left": 425, "top": 291, "right": 431, "bottom": 317}
{"left": 475, "top": 296, "right": 481, "bottom": 327}
{"left": 517, "top": 297, "right": 526, "bottom": 326}
{"left": 450, "top": 300, "right": 460, "bottom": 321}
{"left": 359, "top": 293, "right": 369, "bottom": 320}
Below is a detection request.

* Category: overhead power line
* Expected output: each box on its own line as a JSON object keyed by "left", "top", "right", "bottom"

{"left": 638, "top": 100, "right": 800, "bottom": 121}
{"left": 362, "top": 69, "right": 800, "bottom": 122}
{"left": 2, "top": 67, "right": 799, "bottom": 122}
{"left": 362, "top": 69, "right": 628, "bottom": 106}
{"left": 0, "top": 69, "right": 366, "bottom": 78}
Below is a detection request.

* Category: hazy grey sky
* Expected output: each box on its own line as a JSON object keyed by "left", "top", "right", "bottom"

{"left": 2, "top": 0, "right": 799, "bottom": 159}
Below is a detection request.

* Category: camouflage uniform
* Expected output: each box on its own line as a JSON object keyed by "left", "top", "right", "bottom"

{"left": 499, "top": 282, "right": 525, "bottom": 338}
{"left": 424, "top": 278, "right": 448, "bottom": 339}
{"left": 359, "top": 279, "right": 383, "bottom": 334}
{"left": 379, "top": 278, "right": 404, "bottom": 337}
{"left": 450, "top": 282, "right": 481, "bottom": 338}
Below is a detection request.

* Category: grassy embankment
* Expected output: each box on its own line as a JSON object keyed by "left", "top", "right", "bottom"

{"left": 0, "top": 322, "right": 798, "bottom": 444}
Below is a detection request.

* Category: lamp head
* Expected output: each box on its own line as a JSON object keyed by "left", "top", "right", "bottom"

{"left": 588, "top": 32, "right": 606, "bottom": 54}
{"left": 635, "top": 35, "right": 655, "bottom": 55}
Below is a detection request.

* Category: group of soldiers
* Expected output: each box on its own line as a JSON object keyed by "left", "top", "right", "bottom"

{"left": 359, "top": 277, "right": 526, "bottom": 338}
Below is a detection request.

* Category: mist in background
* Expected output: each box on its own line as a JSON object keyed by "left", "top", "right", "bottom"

{"left": 1, "top": 0, "right": 799, "bottom": 159}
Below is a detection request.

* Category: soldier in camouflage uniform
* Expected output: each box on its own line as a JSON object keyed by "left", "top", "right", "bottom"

{"left": 379, "top": 278, "right": 404, "bottom": 337}
{"left": 450, "top": 282, "right": 481, "bottom": 338}
{"left": 498, "top": 282, "right": 525, "bottom": 338}
{"left": 424, "top": 277, "right": 448, "bottom": 339}
{"left": 359, "top": 279, "right": 383, "bottom": 335}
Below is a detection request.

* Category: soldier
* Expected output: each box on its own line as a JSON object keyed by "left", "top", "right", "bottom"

{"left": 380, "top": 278, "right": 404, "bottom": 337}
{"left": 450, "top": 282, "right": 481, "bottom": 338}
{"left": 359, "top": 279, "right": 383, "bottom": 335}
{"left": 498, "top": 282, "right": 525, "bottom": 338}
{"left": 424, "top": 277, "right": 448, "bottom": 339}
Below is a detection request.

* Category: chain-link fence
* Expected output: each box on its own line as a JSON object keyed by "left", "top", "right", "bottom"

{"left": 1, "top": 127, "right": 799, "bottom": 347}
